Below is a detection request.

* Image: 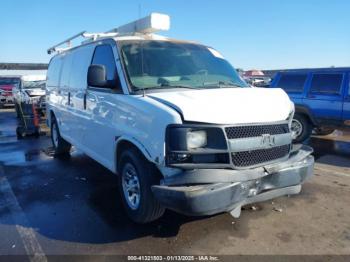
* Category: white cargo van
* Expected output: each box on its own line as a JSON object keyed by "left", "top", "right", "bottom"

{"left": 46, "top": 13, "right": 314, "bottom": 223}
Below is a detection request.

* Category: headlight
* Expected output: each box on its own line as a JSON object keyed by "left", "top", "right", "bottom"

{"left": 166, "top": 125, "right": 229, "bottom": 166}
{"left": 186, "top": 130, "right": 207, "bottom": 149}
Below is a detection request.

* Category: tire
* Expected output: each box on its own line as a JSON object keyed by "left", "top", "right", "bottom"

{"left": 51, "top": 116, "right": 71, "bottom": 155}
{"left": 118, "top": 147, "right": 165, "bottom": 223}
{"left": 291, "top": 114, "right": 312, "bottom": 143}
{"left": 314, "top": 127, "right": 335, "bottom": 136}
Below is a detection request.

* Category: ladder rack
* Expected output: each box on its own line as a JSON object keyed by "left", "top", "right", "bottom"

{"left": 47, "top": 31, "right": 86, "bottom": 54}
{"left": 47, "top": 13, "right": 170, "bottom": 55}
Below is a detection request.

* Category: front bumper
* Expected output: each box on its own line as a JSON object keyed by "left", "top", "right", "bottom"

{"left": 152, "top": 145, "right": 314, "bottom": 216}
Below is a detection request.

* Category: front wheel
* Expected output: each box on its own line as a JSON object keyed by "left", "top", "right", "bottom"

{"left": 291, "top": 114, "right": 312, "bottom": 143}
{"left": 118, "top": 147, "right": 165, "bottom": 223}
{"left": 51, "top": 117, "right": 71, "bottom": 156}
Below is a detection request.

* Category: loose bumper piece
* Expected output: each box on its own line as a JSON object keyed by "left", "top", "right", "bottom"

{"left": 152, "top": 145, "right": 314, "bottom": 217}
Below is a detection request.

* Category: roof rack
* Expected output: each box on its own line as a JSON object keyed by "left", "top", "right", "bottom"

{"left": 47, "top": 31, "right": 85, "bottom": 54}
{"left": 47, "top": 13, "right": 170, "bottom": 55}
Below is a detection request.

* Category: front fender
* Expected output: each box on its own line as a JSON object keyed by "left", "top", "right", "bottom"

{"left": 114, "top": 136, "right": 155, "bottom": 173}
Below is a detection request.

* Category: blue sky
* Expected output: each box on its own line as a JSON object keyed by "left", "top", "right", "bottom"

{"left": 0, "top": 0, "right": 349, "bottom": 70}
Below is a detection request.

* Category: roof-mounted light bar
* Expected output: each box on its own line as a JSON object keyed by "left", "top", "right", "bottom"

{"left": 108, "top": 12, "right": 170, "bottom": 34}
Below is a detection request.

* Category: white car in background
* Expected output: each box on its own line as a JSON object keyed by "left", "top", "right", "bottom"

{"left": 46, "top": 13, "right": 314, "bottom": 223}
{"left": 13, "top": 75, "right": 46, "bottom": 114}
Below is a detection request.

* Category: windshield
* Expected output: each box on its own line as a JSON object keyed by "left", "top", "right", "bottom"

{"left": 22, "top": 80, "right": 46, "bottom": 89}
{"left": 119, "top": 40, "right": 248, "bottom": 92}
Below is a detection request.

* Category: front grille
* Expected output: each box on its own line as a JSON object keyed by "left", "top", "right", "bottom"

{"left": 225, "top": 124, "right": 289, "bottom": 139}
{"left": 231, "top": 144, "right": 290, "bottom": 167}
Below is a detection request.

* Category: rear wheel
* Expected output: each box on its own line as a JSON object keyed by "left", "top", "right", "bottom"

{"left": 51, "top": 117, "right": 71, "bottom": 155}
{"left": 291, "top": 114, "right": 312, "bottom": 143}
{"left": 118, "top": 147, "right": 165, "bottom": 223}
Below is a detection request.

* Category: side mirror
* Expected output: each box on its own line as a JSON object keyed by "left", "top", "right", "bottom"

{"left": 88, "top": 64, "right": 108, "bottom": 88}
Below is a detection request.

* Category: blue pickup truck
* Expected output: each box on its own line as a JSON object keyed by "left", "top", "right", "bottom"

{"left": 270, "top": 69, "right": 350, "bottom": 142}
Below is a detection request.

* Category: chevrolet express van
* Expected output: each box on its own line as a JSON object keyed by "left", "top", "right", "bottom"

{"left": 46, "top": 13, "right": 314, "bottom": 223}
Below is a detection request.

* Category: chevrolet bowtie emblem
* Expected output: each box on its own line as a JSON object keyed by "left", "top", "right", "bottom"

{"left": 261, "top": 134, "right": 276, "bottom": 147}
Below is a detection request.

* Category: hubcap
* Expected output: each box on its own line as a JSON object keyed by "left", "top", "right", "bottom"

{"left": 52, "top": 123, "right": 59, "bottom": 148}
{"left": 121, "top": 163, "right": 141, "bottom": 210}
{"left": 291, "top": 119, "right": 303, "bottom": 138}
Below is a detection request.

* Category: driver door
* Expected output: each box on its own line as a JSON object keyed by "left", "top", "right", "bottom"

{"left": 83, "top": 43, "right": 124, "bottom": 170}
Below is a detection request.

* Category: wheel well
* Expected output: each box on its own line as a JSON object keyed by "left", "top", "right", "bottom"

{"left": 295, "top": 112, "right": 314, "bottom": 127}
{"left": 294, "top": 106, "right": 317, "bottom": 126}
{"left": 116, "top": 140, "right": 162, "bottom": 178}
{"left": 116, "top": 140, "right": 141, "bottom": 172}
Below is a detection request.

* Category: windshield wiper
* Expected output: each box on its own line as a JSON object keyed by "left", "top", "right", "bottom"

{"left": 202, "top": 81, "right": 245, "bottom": 89}
{"left": 134, "top": 85, "right": 203, "bottom": 92}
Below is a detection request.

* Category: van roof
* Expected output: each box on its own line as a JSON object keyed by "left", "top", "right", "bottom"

{"left": 47, "top": 13, "right": 199, "bottom": 55}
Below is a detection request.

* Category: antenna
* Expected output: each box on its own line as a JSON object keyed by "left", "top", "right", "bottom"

{"left": 138, "top": 3, "right": 141, "bottom": 19}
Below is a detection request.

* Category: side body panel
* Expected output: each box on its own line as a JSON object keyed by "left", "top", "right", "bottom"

{"left": 46, "top": 55, "right": 68, "bottom": 133}
{"left": 302, "top": 72, "right": 344, "bottom": 124}
{"left": 84, "top": 94, "right": 182, "bottom": 172}
{"left": 66, "top": 44, "right": 95, "bottom": 145}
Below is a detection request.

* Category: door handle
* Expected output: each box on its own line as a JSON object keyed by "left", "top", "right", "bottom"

{"left": 84, "top": 93, "right": 87, "bottom": 110}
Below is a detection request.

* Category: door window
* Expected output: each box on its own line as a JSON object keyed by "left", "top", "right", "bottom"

{"left": 47, "top": 56, "right": 63, "bottom": 88}
{"left": 276, "top": 74, "right": 307, "bottom": 92}
{"left": 91, "top": 44, "right": 121, "bottom": 90}
{"left": 60, "top": 53, "right": 73, "bottom": 88}
{"left": 310, "top": 73, "right": 343, "bottom": 94}
{"left": 69, "top": 45, "right": 95, "bottom": 90}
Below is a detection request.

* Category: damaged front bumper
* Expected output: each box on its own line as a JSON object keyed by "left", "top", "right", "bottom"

{"left": 152, "top": 145, "right": 314, "bottom": 217}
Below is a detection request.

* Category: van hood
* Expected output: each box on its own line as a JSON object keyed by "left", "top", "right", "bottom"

{"left": 148, "top": 88, "right": 293, "bottom": 125}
